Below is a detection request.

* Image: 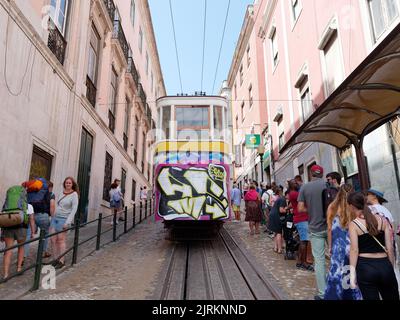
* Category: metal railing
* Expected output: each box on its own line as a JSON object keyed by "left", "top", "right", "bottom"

{"left": 86, "top": 76, "right": 97, "bottom": 107}
{"left": 102, "top": 0, "right": 116, "bottom": 24}
{"left": 0, "top": 199, "right": 154, "bottom": 291}
{"left": 112, "top": 20, "right": 129, "bottom": 63}
{"left": 127, "top": 57, "right": 139, "bottom": 87}
{"left": 47, "top": 18, "right": 67, "bottom": 65}
{"left": 137, "top": 83, "right": 147, "bottom": 106}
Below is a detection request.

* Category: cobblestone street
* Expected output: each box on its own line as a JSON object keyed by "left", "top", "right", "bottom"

{"left": 15, "top": 211, "right": 317, "bottom": 300}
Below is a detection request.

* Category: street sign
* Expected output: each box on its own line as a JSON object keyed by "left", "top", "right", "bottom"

{"left": 245, "top": 134, "right": 261, "bottom": 149}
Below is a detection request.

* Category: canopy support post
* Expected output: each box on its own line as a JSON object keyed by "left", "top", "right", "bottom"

{"left": 351, "top": 137, "right": 370, "bottom": 191}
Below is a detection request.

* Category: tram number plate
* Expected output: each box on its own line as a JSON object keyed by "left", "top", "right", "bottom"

{"left": 286, "top": 222, "right": 293, "bottom": 229}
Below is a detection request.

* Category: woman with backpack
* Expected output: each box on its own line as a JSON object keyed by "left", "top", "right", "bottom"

{"left": 49, "top": 177, "right": 79, "bottom": 269}
{"left": 109, "top": 182, "right": 123, "bottom": 224}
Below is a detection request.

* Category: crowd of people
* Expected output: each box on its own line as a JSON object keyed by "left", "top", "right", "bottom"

{"left": 231, "top": 164, "right": 400, "bottom": 300}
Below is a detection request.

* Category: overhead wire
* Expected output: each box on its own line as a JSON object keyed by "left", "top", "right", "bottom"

{"left": 168, "top": 0, "right": 184, "bottom": 94}
{"left": 200, "top": 0, "right": 207, "bottom": 92}
{"left": 211, "top": 0, "right": 231, "bottom": 95}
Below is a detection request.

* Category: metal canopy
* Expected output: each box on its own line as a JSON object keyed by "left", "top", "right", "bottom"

{"left": 280, "top": 23, "right": 400, "bottom": 190}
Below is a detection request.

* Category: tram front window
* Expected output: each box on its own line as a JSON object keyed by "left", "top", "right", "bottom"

{"left": 176, "top": 106, "right": 210, "bottom": 140}
{"left": 162, "top": 105, "right": 171, "bottom": 139}
{"left": 213, "top": 105, "right": 224, "bottom": 140}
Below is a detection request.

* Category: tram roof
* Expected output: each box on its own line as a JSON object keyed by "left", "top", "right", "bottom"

{"left": 280, "top": 22, "right": 400, "bottom": 153}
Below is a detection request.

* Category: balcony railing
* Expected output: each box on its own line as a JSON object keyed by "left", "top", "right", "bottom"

{"left": 127, "top": 57, "right": 139, "bottom": 86}
{"left": 86, "top": 76, "right": 97, "bottom": 107}
{"left": 108, "top": 110, "right": 116, "bottom": 133}
{"left": 138, "top": 83, "right": 147, "bottom": 106}
{"left": 112, "top": 20, "right": 129, "bottom": 63}
{"left": 48, "top": 18, "right": 67, "bottom": 65}
{"left": 123, "top": 133, "right": 128, "bottom": 151}
{"left": 145, "top": 103, "right": 152, "bottom": 124}
{"left": 102, "top": 0, "right": 116, "bottom": 23}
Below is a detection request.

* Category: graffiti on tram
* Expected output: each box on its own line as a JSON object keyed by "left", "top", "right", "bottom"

{"left": 155, "top": 164, "right": 230, "bottom": 221}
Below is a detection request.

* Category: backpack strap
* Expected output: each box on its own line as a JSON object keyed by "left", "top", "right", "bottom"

{"left": 353, "top": 218, "right": 367, "bottom": 234}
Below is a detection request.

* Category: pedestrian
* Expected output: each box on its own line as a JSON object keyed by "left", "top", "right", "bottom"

{"left": 324, "top": 184, "right": 362, "bottom": 300}
{"left": 268, "top": 187, "right": 287, "bottom": 253}
{"left": 140, "top": 186, "right": 148, "bottom": 201}
{"left": 297, "top": 164, "right": 328, "bottom": 300}
{"left": 348, "top": 192, "right": 399, "bottom": 300}
{"left": 262, "top": 184, "right": 273, "bottom": 234}
{"left": 294, "top": 175, "right": 303, "bottom": 191}
{"left": 243, "top": 181, "right": 249, "bottom": 198}
{"left": 287, "top": 180, "right": 312, "bottom": 271}
{"left": 244, "top": 184, "right": 262, "bottom": 235}
{"left": 1, "top": 185, "right": 35, "bottom": 279}
{"left": 231, "top": 183, "right": 242, "bottom": 221}
{"left": 49, "top": 177, "right": 79, "bottom": 269}
{"left": 109, "top": 181, "right": 123, "bottom": 224}
{"left": 322, "top": 172, "right": 341, "bottom": 216}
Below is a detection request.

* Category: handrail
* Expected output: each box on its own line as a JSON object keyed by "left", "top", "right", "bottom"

{"left": 0, "top": 198, "right": 154, "bottom": 290}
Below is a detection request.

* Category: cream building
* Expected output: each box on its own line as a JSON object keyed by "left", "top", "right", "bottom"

{"left": 0, "top": 0, "right": 165, "bottom": 221}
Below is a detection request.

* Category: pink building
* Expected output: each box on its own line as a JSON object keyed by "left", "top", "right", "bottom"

{"left": 228, "top": 0, "right": 400, "bottom": 224}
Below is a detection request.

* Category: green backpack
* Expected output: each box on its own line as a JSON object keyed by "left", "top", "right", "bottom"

{"left": 2, "top": 186, "right": 29, "bottom": 225}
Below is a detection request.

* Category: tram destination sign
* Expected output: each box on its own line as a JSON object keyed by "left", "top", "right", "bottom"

{"left": 245, "top": 134, "right": 261, "bottom": 149}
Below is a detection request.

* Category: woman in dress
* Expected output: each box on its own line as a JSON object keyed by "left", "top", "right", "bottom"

{"left": 324, "top": 184, "right": 362, "bottom": 300}
{"left": 244, "top": 184, "right": 262, "bottom": 235}
{"left": 49, "top": 177, "right": 79, "bottom": 269}
{"left": 268, "top": 187, "right": 287, "bottom": 254}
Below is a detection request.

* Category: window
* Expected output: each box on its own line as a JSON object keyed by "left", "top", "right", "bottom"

{"left": 298, "top": 164, "right": 304, "bottom": 181}
{"left": 213, "top": 106, "right": 224, "bottom": 139}
{"left": 139, "top": 28, "right": 143, "bottom": 53}
{"left": 132, "top": 116, "right": 139, "bottom": 163}
{"left": 247, "top": 45, "right": 251, "bottom": 67}
{"left": 271, "top": 28, "right": 279, "bottom": 67}
{"left": 278, "top": 118, "right": 285, "bottom": 150}
{"left": 241, "top": 102, "right": 245, "bottom": 122}
{"left": 300, "top": 87, "right": 313, "bottom": 121}
{"left": 322, "top": 31, "right": 344, "bottom": 96}
{"left": 176, "top": 106, "right": 210, "bottom": 139}
{"left": 121, "top": 168, "right": 127, "bottom": 196}
{"left": 162, "top": 106, "right": 171, "bottom": 139}
{"left": 146, "top": 52, "right": 149, "bottom": 75}
{"left": 142, "top": 132, "right": 146, "bottom": 171}
{"left": 248, "top": 84, "right": 253, "bottom": 107}
{"left": 29, "top": 146, "right": 53, "bottom": 181}
{"left": 368, "top": 0, "right": 399, "bottom": 42}
{"left": 130, "top": 0, "right": 136, "bottom": 27}
{"left": 103, "top": 152, "right": 113, "bottom": 201}
{"left": 235, "top": 115, "right": 239, "bottom": 130}
{"left": 234, "top": 83, "right": 237, "bottom": 100}
{"left": 50, "top": 0, "right": 69, "bottom": 34}
{"left": 124, "top": 97, "right": 131, "bottom": 151}
{"left": 239, "top": 64, "right": 244, "bottom": 85}
{"left": 242, "top": 142, "right": 246, "bottom": 163}
{"left": 88, "top": 24, "right": 100, "bottom": 84}
{"left": 109, "top": 67, "right": 118, "bottom": 133}
{"left": 131, "top": 179, "right": 136, "bottom": 201}
{"left": 291, "top": 0, "right": 302, "bottom": 22}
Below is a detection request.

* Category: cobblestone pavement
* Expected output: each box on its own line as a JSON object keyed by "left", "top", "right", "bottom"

{"left": 22, "top": 219, "right": 169, "bottom": 300}
{"left": 224, "top": 213, "right": 317, "bottom": 300}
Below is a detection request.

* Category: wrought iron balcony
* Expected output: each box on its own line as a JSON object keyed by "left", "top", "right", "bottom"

{"left": 86, "top": 76, "right": 97, "bottom": 107}
{"left": 48, "top": 18, "right": 67, "bottom": 65}
{"left": 102, "top": 0, "right": 116, "bottom": 23}
{"left": 127, "top": 57, "right": 139, "bottom": 87}
{"left": 112, "top": 20, "right": 129, "bottom": 63}
{"left": 123, "top": 133, "right": 128, "bottom": 151}
{"left": 138, "top": 83, "right": 147, "bottom": 106}
{"left": 108, "top": 110, "right": 116, "bottom": 134}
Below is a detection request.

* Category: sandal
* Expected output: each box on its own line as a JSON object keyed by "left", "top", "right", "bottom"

{"left": 42, "top": 252, "right": 52, "bottom": 259}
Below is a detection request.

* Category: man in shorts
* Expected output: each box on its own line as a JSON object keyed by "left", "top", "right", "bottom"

{"left": 231, "top": 184, "right": 242, "bottom": 221}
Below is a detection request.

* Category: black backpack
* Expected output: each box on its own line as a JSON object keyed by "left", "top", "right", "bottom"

{"left": 322, "top": 183, "right": 339, "bottom": 218}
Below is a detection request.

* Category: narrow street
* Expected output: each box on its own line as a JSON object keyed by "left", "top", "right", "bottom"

{"left": 18, "top": 212, "right": 316, "bottom": 300}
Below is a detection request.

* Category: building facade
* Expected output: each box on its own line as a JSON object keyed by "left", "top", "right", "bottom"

{"left": 228, "top": 0, "right": 400, "bottom": 225}
{"left": 0, "top": 0, "right": 165, "bottom": 221}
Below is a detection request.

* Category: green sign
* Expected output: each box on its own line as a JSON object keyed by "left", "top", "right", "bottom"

{"left": 245, "top": 134, "right": 261, "bottom": 149}
{"left": 263, "top": 150, "right": 271, "bottom": 167}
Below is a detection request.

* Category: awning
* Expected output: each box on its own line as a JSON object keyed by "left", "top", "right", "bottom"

{"left": 281, "top": 22, "right": 400, "bottom": 152}
{"left": 280, "top": 23, "right": 400, "bottom": 190}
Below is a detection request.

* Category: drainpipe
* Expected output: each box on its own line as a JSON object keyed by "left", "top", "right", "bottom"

{"left": 351, "top": 137, "right": 370, "bottom": 191}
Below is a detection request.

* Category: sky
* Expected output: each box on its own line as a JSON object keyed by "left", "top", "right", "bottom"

{"left": 149, "top": 0, "right": 253, "bottom": 96}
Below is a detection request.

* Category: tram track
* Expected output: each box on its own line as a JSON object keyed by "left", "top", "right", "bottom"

{"left": 158, "top": 227, "right": 287, "bottom": 300}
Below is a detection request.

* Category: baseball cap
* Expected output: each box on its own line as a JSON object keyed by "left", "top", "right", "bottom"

{"left": 311, "top": 165, "right": 324, "bottom": 175}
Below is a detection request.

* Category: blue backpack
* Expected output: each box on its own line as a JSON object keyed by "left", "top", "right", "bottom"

{"left": 112, "top": 191, "right": 121, "bottom": 203}
{"left": 27, "top": 178, "right": 50, "bottom": 214}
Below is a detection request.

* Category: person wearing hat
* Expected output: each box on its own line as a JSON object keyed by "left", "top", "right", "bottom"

{"left": 298, "top": 164, "right": 328, "bottom": 300}
{"left": 367, "top": 189, "right": 394, "bottom": 225}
